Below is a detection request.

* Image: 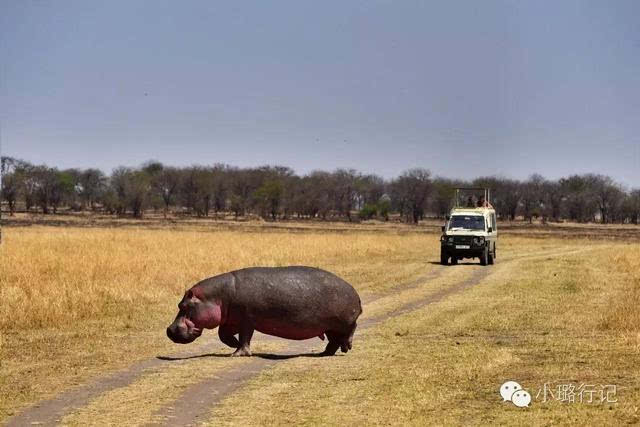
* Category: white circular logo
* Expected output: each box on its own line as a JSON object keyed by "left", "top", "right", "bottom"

{"left": 500, "top": 381, "right": 522, "bottom": 402}
{"left": 511, "top": 390, "right": 532, "bottom": 407}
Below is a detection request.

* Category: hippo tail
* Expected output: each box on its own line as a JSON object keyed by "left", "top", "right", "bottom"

{"left": 353, "top": 295, "right": 363, "bottom": 320}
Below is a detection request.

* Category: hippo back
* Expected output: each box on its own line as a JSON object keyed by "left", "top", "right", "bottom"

{"left": 230, "top": 266, "right": 361, "bottom": 327}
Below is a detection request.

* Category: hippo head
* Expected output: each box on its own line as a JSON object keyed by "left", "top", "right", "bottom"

{"left": 166, "top": 287, "right": 222, "bottom": 344}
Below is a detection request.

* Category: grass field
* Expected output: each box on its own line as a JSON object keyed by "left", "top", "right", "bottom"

{"left": 1, "top": 217, "right": 639, "bottom": 425}
{"left": 205, "top": 241, "right": 640, "bottom": 425}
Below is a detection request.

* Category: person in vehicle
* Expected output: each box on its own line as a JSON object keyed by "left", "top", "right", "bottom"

{"left": 477, "top": 196, "right": 493, "bottom": 209}
{"left": 466, "top": 196, "right": 475, "bottom": 208}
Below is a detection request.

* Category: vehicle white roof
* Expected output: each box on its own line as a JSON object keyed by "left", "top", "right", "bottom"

{"left": 450, "top": 207, "right": 495, "bottom": 216}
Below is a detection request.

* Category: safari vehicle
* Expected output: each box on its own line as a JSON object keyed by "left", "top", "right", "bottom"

{"left": 440, "top": 188, "right": 497, "bottom": 266}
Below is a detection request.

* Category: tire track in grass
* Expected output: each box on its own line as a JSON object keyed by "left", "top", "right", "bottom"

{"left": 4, "top": 336, "right": 239, "bottom": 427}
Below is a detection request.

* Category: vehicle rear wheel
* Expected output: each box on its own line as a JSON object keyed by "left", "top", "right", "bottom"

{"left": 440, "top": 250, "right": 449, "bottom": 265}
{"left": 488, "top": 248, "right": 494, "bottom": 265}
{"left": 480, "top": 246, "right": 488, "bottom": 266}
{"left": 451, "top": 256, "right": 458, "bottom": 265}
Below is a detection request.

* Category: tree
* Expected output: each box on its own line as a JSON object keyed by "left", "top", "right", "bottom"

{"left": 519, "top": 174, "right": 544, "bottom": 223}
{"left": 331, "top": 169, "right": 359, "bottom": 221}
{"left": 358, "top": 203, "right": 377, "bottom": 220}
{"left": 197, "top": 168, "right": 216, "bottom": 217}
{"left": 229, "top": 167, "right": 261, "bottom": 218}
{"left": 1, "top": 171, "right": 19, "bottom": 215}
{"left": 248, "top": 166, "right": 293, "bottom": 220}
{"left": 254, "top": 179, "right": 284, "bottom": 220}
{"left": 1, "top": 157, "right": 23, "bottom": 216}
{"left": 109, "top": 167, "right": 151, "bottom": 218}
{"left": 560, "top": 175, "right": 598, "bottom": 222}
{"left": 31, "top": 166, "right": 57, "bottom": 214}
{"left": 303, "top": 171, "right": 333, "bottom": 219}
{"left": 431, "top": 177, "right": 456, "bottom": 218}
{"left": 211, "top": 164, "right": 230, "bottom": 216}
{"left": 498, "top": 179, "right": 521, "bottom": 221}
{"left": 108, "top": 167, "right": 129, "bottom": 215}
{"left": 180, "top": 166, "right": 222, "bottom": 217}
{"left": 357, "top": 174, "right": 385, "bottom": 207}
{"left": 621, "top": 189, "right": 640, "bottom": 224}
{"left": 391, "top": 168, "right": 432, "bottom": 224}
{"left": 590, "top": 174, "right": 624, "bottom": 224}
{"left": 22, "top": 165, "right": 74, "bottom": 214}
{"left": 377, "top": 195, "right": 391, "bottom": 221}
{"left": 49, "top": 171, "right": 75, "bottom": 213}
{"left": 180, "top": 167, "right": 202, "bottom": 216}
{"left": 2, "top": 156, "right": 638, "bottom": 224}
{"left": 152, "top": 166, "right": 181, "bottom": 218}
{"left": 141, "top": 161, "right": 164, "bottom": 176}
{"left": 79, "top": 168, "right": 107, "bottom": 210}
{"left": 541, "top": 180, "right": 564, "bottom": 222}
{"left": 125, "top": 170, "right": 152, "bottom": 218}
{"left": 60, "top": 168, "right": 83, "bottom": 210}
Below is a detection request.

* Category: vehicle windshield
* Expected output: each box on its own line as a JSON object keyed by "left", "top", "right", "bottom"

{"left": 448, "top": 215, "right": 485, "bottom": 231}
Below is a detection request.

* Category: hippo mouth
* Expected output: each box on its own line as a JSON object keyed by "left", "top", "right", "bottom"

{"left": 184, "top": 318, "right": 203, "bottom": 339}
{"left": 167, "top": 317, "right": 203, "bottom": 344}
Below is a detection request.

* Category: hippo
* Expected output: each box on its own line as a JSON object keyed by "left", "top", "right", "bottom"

{"left": 166, "top": 266, "right": 362, "bottom": 356}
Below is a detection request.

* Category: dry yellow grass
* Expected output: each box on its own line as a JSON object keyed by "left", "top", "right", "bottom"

{"left": 204, "top": 242, "right": 640, "bottom": 425}
{"left": 599, "top": 250, "right": 640, "bottom": 334}
{"left": 0, "top": 224, "right": 437, "bottom": 419}
{"left": 1, "top": 218, "right": 638, "bottom": 425}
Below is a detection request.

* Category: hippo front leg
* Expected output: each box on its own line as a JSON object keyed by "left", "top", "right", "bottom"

{"left": 218, "top": 325, "right": 240, "bottom": 349}
{"left": 231, "top": 322, "right": 254, "bottom": 357}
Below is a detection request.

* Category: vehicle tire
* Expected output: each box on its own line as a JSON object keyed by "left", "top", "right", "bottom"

{"left": 451, "top": 256, "right": 458, "bottom": 265}
{"left": 480, "top": 246, "right": 488, "bottom": 266}
{"left": 440, "top": 250, "right": 449, "bottom": 265}
{"left": 488, "top": 247, "right": 494, "bottom": 265}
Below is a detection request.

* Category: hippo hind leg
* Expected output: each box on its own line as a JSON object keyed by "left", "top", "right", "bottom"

{"left": 322, "top": 323, "right": 357, "bottom": 356}
{"left": 344, "top": 321, "right": 357, "bottom": 352}
{"left": 321, "top": 336, "right": 340, "bottom": 356}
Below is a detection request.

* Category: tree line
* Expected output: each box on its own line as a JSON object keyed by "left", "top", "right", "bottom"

{"left": 1, "top": 156, "right": 639, "bottom": 224}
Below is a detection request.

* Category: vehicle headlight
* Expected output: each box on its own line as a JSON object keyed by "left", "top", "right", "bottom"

{"left": 447, "top": 237, "right": 454, "bottom": 243}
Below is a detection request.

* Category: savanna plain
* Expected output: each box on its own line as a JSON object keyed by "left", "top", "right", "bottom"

{"left": 1, "top": 215, "right": 639, "bottom": 425}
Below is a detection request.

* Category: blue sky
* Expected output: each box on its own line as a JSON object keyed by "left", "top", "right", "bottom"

{"left": 1, "top": 1, "right": 639, "bottom": 185}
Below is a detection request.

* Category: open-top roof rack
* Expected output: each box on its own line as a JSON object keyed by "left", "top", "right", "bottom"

{"left": 453, "top": 187, "right": 492, "bottom": 209}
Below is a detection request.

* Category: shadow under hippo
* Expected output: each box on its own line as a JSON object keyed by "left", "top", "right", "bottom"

{"left": 166, "top": 266, "right": 362, "bottom": 356}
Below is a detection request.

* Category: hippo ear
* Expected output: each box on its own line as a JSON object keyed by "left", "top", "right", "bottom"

{"left": 186, "top": 289, "right": 193, "bottom": 299}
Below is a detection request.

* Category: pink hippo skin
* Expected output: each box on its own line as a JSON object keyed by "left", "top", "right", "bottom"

{"left": 166, "top": 266, "right": 362, "bottom": 356}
